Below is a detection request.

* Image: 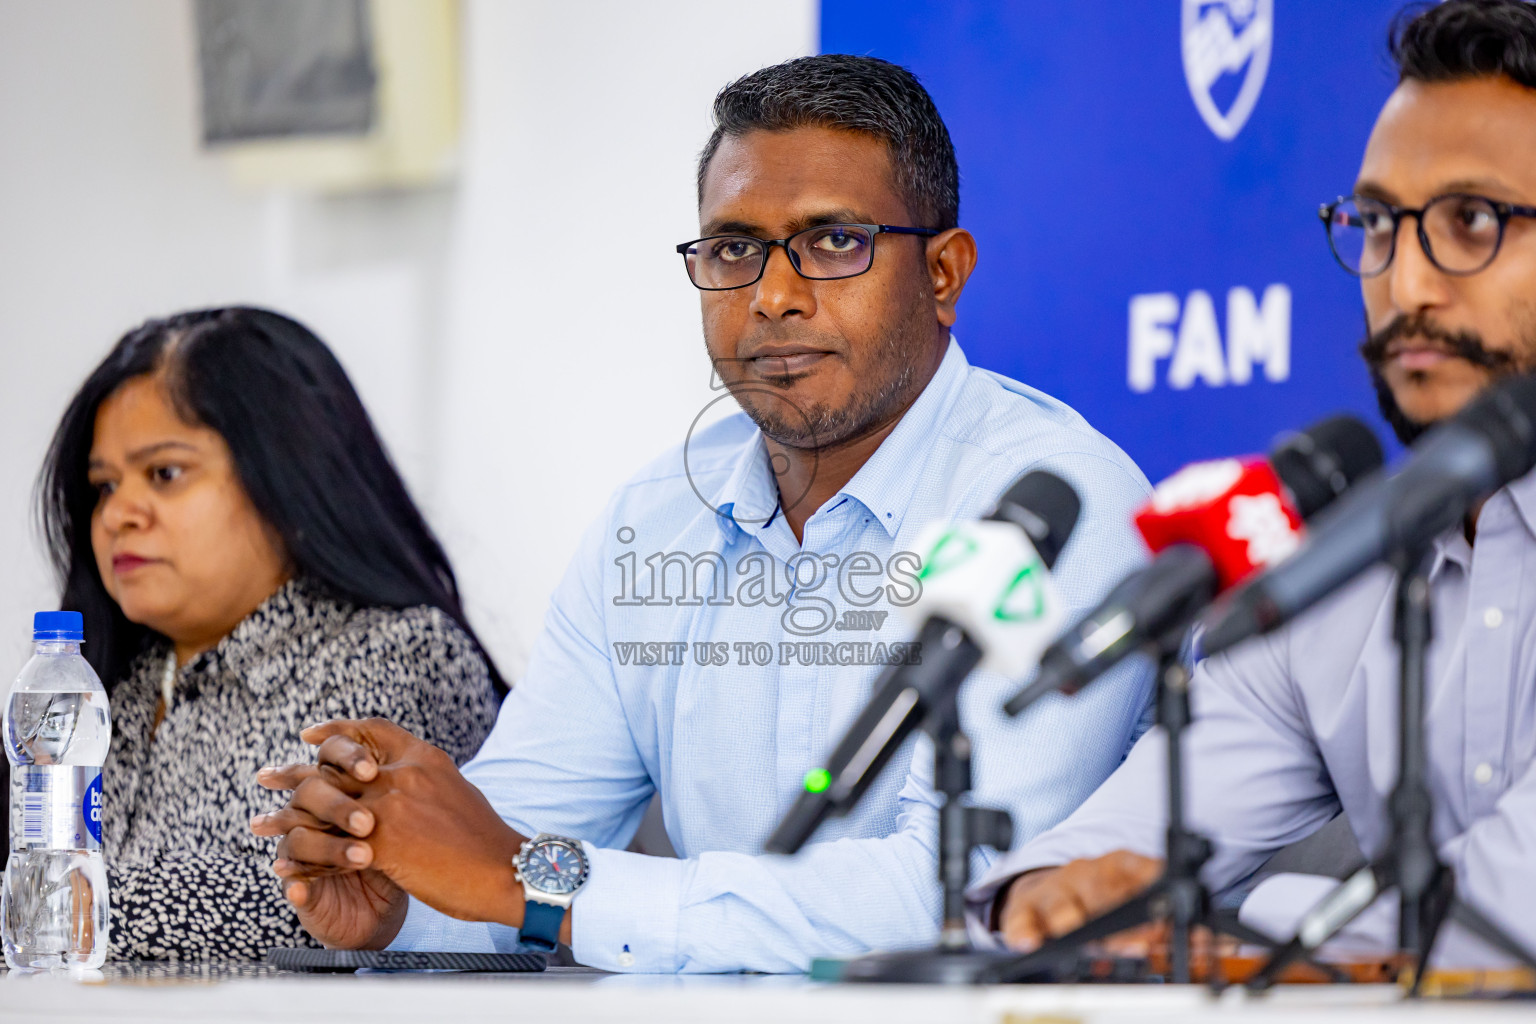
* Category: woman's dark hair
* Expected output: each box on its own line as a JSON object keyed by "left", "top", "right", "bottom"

{"left": 1391, "top": 0, "right": 1536, "bottom": 88}
{"left": 37, "top": 306, "right": 507, "bottom": 697}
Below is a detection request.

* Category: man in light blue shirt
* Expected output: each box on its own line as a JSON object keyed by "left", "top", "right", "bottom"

{"left": 255, "top": 54, "right": 1151, "bottom": 973}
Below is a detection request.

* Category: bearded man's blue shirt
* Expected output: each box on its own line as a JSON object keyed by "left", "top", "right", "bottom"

{"left": 390, "top": 338, "right": 1154, "bottom": 972}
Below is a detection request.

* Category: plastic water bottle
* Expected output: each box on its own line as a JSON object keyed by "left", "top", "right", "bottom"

{"left": 2, "top": 612, "right": 110, "bottom": 970}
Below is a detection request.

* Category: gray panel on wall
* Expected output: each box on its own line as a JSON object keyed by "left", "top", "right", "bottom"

{"left": 195, "top": 0, "right": 376, "bottom": 143}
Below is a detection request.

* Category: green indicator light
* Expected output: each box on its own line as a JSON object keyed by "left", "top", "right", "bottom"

{"left": 804, "top": 768, "right": 831, "bottom": 794}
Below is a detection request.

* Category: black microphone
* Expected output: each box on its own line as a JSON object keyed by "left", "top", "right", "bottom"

{"left": 1202, "top": 374, "right": 1536, "bottom": 657}
{"left": 765, "top": 471, "right": 1081, "bottom": 856}
{"left": 1002, "top": 415, "right": 1383, "bottom": 716}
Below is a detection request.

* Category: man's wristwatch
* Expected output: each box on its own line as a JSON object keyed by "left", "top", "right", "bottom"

{"left": 513, "top": 833, "right": 591, "bottom": 952}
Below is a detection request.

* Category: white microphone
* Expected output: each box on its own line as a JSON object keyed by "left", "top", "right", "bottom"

{"left": 765, "top": 470, "right": 1080, "bottom": 855}
{"left": 896, "top": 517, "right": 1067, "bottom": 679}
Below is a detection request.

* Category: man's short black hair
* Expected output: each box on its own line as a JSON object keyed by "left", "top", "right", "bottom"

{"left": 1391, "top": 0, "right": 1536, "bottom": 89}
{"left": 697, "top": 54, "right": 960, "bottom": 231}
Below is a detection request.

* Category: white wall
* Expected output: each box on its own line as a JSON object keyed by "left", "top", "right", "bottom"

{"left": 434, "top": 1, "right": 818, "bottom": 674}
{"left": 0, "top": 1, "right": 817, "bottom": 684}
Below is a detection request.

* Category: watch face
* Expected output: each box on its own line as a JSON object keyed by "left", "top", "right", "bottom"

{"left": 521, "top": 840, "right": 586, "bottom": 895}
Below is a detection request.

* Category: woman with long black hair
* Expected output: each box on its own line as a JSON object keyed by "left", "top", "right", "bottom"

{"left": 31, "top": 306, "right": 504, "bottom": 960}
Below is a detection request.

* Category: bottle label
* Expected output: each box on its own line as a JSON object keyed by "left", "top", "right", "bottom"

{"left": 12, "top": 765, "right": 103, "bottom": 852}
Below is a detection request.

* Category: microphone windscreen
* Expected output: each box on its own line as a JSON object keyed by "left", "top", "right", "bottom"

{"left": 904, "top": 471, "right": 1082, "bottom": 678}
{"left": 1457, "top": 373, "right": 1536, "bottom": 484}
{"left": 1268, "top": 415, "right": 1383, "bottom": 520}
{"left": 1134, "top": 458, "right": 1302, "bottom": 591}
{"left": 989, "top": 470, "right": 1081, "bottom": 571}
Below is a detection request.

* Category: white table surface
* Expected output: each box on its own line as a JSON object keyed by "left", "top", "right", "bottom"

{"left": 0, "top": 965, "right": 1531, "bottom": 1024}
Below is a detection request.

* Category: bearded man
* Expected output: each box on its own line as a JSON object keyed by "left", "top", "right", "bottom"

{"left": 251, "top": 54, "right": 1153, "bottom": 973}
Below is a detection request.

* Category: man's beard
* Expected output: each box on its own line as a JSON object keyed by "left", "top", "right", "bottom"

{"left": 724, "top": 307, "right": 931, "bottom": 452}
{"left": 1358, "top": 312, "right": 1525, "bottom": 445}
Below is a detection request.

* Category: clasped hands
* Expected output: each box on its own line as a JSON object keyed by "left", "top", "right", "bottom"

{"left": 249, "top": 718, "right": 538, "bottom": 949}
{"left": 251, "top": 720, "right": 1185, "bottom": 961}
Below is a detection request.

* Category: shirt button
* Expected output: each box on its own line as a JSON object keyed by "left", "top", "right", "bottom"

{"left": 616, "top": 950, "right": 636, "bottom": 968}
{"left": 1484, "top": 607, "right": 1504, "bottom": 629}
{"left": 1474, "top": 762, "right": 1495, "bottom": 785}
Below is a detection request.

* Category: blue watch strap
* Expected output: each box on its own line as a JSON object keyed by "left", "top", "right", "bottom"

{"left": 520, "top": 899, "right": 565, "bottom": 953}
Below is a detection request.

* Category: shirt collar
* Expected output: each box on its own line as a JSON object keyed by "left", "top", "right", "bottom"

{"left": 1425, "top": 465, "right": 1536, "bottom": 579}
{"left": 711, "top": 337, "right": 970, "bottom": 542}
{"left": 179, "top": 577, "right": 353, "bottom": 698}
{"left": 1427, "top": 531, "right": 1469, "bottom": 581}
{"left": 1504, "top": 464, "right": 1536, "bottom": 540}
{"left": 712, "top": 433, "right": 784, "bottom": 540}
{"left": 840, "top": 337, "right": 970, "bottom": 538}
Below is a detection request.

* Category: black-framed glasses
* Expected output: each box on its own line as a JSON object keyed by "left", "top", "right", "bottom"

{"left": 675, "top": 223, "right": 939, "bottom": 291}
{"left": 1320, "top": 193, "right": 1536, "bottom": 278}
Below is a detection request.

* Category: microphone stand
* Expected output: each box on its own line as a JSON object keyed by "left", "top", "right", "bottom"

{"left": 837, "top": 674, "right": 1018, "bottom": 983}
{"left": 979, "top": 647, "right": 1292, "bottom": 986}
{"left": 1247, "top": 546, "right": 1536, "bottom": 994}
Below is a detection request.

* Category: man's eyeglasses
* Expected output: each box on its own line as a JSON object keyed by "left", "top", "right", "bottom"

{"left": 675, "top": 223, "right": 939, "bottom": 291}
{"left": 1320, "top": 193, "right": 1536, "bottom": 278}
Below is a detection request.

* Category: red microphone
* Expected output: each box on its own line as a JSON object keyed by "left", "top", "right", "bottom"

{"left": 1133, "top": 457, "right": 1304, "bottom": 591}
{"left": 1002, "top": 416, "right": 1383, "bottom": 716}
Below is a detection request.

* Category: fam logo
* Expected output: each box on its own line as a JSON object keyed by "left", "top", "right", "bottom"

{"left": 1127, "top": 284, "right": 1290, "bottom": 393}
{"left": 1181, "top": 0, "right": 1274, "bottom": 141}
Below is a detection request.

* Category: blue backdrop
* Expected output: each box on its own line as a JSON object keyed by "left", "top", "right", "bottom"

{"left": 821, "top": 1, "right": 1407, "bottom": 480}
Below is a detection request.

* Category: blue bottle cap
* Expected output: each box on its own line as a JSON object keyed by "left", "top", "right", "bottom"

{"left": 33, "top": 610, "right": 84, "bottom": 642}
